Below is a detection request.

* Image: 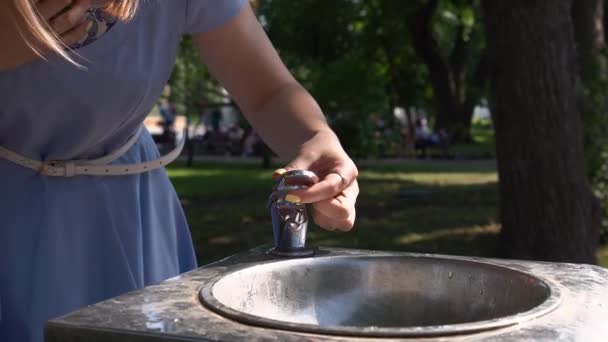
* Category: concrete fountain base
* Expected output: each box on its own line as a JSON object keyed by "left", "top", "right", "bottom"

{"left": 46, "top": 246, "right": 608, "bottom": 341}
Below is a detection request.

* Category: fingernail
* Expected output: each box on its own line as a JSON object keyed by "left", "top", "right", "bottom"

{"left": 285, "top": 194, "right": 301, "bottom": 203}
{"left": 272, "top": 168, "right": 287, "bottom": 180}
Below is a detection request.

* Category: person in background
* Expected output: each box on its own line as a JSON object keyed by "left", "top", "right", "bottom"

{"left": 0, "top": 1, "right": 359, "bottom": 341}
{"left": 414, "top": 117, "right": 448, "bottom": 158}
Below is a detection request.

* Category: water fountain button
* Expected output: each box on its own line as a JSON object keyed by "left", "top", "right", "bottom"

{"left": 268, "top": 170, "right": 319, "bottom": 257}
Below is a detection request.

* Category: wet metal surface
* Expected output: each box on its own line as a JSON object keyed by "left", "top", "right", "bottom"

{"left": 46, "top": 247, "right": 608, "bottom": 341}
{"left": 200, "top": 255, "right": 560, "bottom": 337}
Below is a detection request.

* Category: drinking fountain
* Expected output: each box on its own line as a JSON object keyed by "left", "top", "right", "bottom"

{"left": 45, "top": 170, "right": 608, "bottom": 341}
{"left": 267, "top": 169, "right": 318, "bottom": 257}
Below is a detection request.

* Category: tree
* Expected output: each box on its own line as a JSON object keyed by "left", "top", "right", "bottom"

{"left": 261, "top": 0, "right": 487, "bottom": 145}
{"left": 168, "top": 36, "right": 234, "bottom": 166}
{"left": 409, "top": 0, "right": 487, "bottom": 142}
{"left": 259, "top": 0, "right": 360, "bottom": 66}
{"left": 483, "top": 0, "right": 598, "bottom": 263}
{"left": 169, "top": 37, "right": 228, "bottom": 119}
{"left": 361, "top": 0, "right": 433, "bottom": 147}
{"left": 572, "top": 0, "right": 608, "bottom": 175}
{"left": 572, "top": 0, "right": 608, "bottom": 243}
{"left": 259, "top": 0, "right": 393, "bottom": 157}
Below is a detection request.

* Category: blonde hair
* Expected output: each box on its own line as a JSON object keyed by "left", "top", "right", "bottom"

{"left": 13, "top": 0, "right": 138, "bottom": 64}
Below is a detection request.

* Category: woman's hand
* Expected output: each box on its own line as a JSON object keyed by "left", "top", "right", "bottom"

{"left": 273, "top": 129, "right": 359, "bottom": 232}
{"left": 192, "top": 5, "right": 359, "bottom": 231}
{"left": 38, "top": 0, "right": 93, "bottom": 37}
{"left": 1, "top": 0, "right": 91, "bottom": 70}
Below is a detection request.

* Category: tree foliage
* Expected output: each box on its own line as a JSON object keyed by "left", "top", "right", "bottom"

{"left": 572, "top": 0, "right": 608, "bottom": 242}
{"left": 409, "top": 0, "right": 487, "bottom": 142}
{"left": 258, "top": 0, "right": 486, "bottom": 155}
{"left": 168, "top": 36, "right": 227, "bottom": 120}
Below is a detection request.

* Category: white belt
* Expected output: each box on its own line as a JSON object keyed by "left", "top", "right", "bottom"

{"left": 0, "top": 126, "right": 185, "bottom": 177}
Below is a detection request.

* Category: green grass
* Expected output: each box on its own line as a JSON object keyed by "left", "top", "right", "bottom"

{"left": 168, "top": 161, "right": 608, "bottom": 267}
{"left": 449, "top": 121, "right": 496, "bottom": 159}
{"left": 600, "top": 246, "right": 608, "bottom": 266}
{"left": 169, "top": 164, "right": 274, "bottom": 197}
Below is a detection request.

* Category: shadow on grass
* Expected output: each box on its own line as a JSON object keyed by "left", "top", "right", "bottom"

{"left": 168, "top": 161, "right": 608, "bottom": 268}
{"left": 356, "top": 162, "right": 497, "bottom": 175}
{"left": 171, "top": 162, "right": 500, "bottom": 266}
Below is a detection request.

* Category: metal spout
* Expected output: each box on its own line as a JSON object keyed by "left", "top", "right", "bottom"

{"left": 267, "top": 170, "right": 319, "bottom": 257}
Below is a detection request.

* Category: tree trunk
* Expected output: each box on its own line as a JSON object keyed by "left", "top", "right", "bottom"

{"left": 483, "top": 0, "right": 598, "bottom": 263}
{"left": 409, "top": 0, "right": 478, "bottom": 143}
{"left": 185, "top": 120, "right": 195, "bottom": 167}
{"left": 443, "top": 101, "right": 476, "bottom": 143}
{"left": 261, "top": 144, "right": 272, "bottom": 169}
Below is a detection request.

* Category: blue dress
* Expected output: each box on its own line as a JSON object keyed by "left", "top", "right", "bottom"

{"left": 0, "top": 1, "right": 246, "bottom": 341}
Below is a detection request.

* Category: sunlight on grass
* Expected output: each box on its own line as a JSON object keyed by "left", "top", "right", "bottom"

{"left": 396, "top": 224, "right": 500, "bottom": 245}
{"left": 167, "top": 163, "right": 274, "bottom": 197}
{"left": 168, "top": 167, "right": 270, "bottom": 179}
{"left": 167, "top": 161, "right": 607, "bottom": 267}
{"left": 361, "top": 171, "right": 497, "bottom": 185}
{"left": 168, "top": 169, "right": 226, "bottom": 177}
{"left": 599, "top": 245, "right": 608, "bottom": 267}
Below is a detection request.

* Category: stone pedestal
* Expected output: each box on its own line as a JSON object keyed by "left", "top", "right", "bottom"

{"left": 46, "top": 247, "right": 608, "bottom": 341}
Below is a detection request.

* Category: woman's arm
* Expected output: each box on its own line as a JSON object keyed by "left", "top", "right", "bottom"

{"left": 192, "top": 4, "right": 358, "bottom": 231}
{"left": 191, "top": 4, "right": 326, "bottom": 160}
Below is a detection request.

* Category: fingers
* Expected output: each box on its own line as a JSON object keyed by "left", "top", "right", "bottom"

{"left": 48, "top": 0, "right": 92, "bottom": 35}
{"left": 313, "top": 180, "right": 359, "bottom": 221}
{"left": 272, "top": 168, "right": 287, "bottom": 181}
{"left": 33, "top": 0, "right": 93, "bottom": 50}
{"left": 312, "top": 201, "right": 356, "bottom": 232}
{"left": 271, "top": 166, "right": 359, "bottom": 232}
{"left": 311, "top": 179, "right": 358, "bottom": 232}
{"left": 272, "top": 147, "right": 323, "bottom": 179}
{"left": 289, "top": 162, "right": 358, "bottom": 204}
{"left": 61, "top": 19, "right": 90, "bottom": 46}
{"left": 37, "top": 0, "right": 75, "bottom": 21}
{"left": 294, "top": 173, "right": 344, "bottom": 204}
{"left": 270, "top": 148, "right": 359, "bottom": 232}
{"left": 272, "top": 158, "right": 313, "bottom": 181}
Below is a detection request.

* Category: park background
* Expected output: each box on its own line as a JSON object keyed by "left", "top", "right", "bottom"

{"left": 145, "top": 0, "right": 608, "bottom": 267}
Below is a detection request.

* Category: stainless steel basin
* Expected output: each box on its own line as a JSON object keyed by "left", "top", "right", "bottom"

{"left": 199, "top": 255, "right": 561, "bottom": 337}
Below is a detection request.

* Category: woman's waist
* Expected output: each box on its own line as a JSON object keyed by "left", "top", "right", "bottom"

{"left": 0, "top": 120, "right": 148, "bottom": 159}
{"left": 0, "top": 127, "right": 183, "bottom": 177}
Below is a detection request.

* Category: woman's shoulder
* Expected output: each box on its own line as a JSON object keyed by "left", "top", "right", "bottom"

{"left": 125, "top": 0, "right": 247, "bottom": 35}
{"left": 116, "top": 0, "right": 248, "bottom": 37}
{"left": 182, "top": 0, "right": 248, "bottom": 35}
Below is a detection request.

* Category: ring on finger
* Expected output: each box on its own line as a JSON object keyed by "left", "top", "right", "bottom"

{"left": 332, "top": 172, "right": 348, "bottom": 186}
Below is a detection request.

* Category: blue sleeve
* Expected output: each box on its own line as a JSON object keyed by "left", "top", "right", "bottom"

{"left": 184, "top": 0, "right": 248, "bottom": 34}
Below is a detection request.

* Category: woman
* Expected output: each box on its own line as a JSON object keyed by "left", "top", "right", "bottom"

{"left": 0, "top": 1, "right": 359, "bottom": 341}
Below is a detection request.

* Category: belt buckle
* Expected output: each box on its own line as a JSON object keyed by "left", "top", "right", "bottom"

{"left": 38, "top": 161, "right": 55, "bottom": 176}
{"left": 38, "top": 160, "right": 75, "bottom": 177}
